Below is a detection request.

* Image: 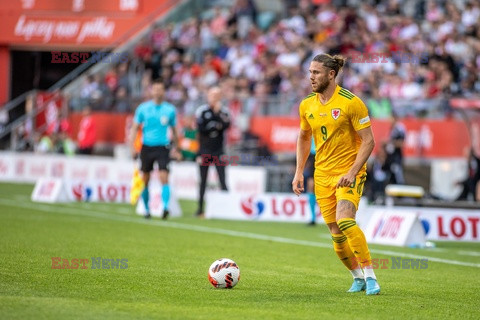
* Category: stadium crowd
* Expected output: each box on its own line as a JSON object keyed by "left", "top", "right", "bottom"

{"left": 68, "top": 0, "right": 480, "bottom": 118}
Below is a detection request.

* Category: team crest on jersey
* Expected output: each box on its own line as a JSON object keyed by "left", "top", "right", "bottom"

{"left": 332, "top": 109, "right": 341, "bottom": 120}
{"left": 160, "top": 116, "right": 169, "bottom": 125}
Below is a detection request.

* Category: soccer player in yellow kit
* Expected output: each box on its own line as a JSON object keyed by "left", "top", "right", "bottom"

{"left": 292, "top": 54, "right": 380, "bottom": 295}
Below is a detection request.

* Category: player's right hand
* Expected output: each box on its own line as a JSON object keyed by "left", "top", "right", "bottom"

{"left": 131, "top": 147, "right": 138, "bottom": 159}
{"left": 292, "top": 173, "right": 304, "bottom": 196}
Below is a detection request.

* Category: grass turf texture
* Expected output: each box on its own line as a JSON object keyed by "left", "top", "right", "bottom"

{"left": 0, "top": 182, "right": 479, "bottom": 319}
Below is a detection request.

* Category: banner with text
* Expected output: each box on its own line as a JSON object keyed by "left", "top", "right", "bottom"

{"left": 0, "top": 0, "right": 177, "bottom": 47}
{"left": 364, "top": 209, "right": 426, "bottom": 247}
{"left": 205, "top": 191, "right": 322, "bottom": 223}
{"left": 0, "top": 152, "right": 267, "bottom": 200}
{"left": 361, "top": 206, "right": 480, "bottom": 242}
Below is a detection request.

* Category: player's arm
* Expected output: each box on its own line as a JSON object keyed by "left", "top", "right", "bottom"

{"left": 170, "top": 110, "right": 182, "bottom": 160}
{"left": 292, "top": 128, "right": 312, "bottom": 195}
{"left": 218, "top": 110, "right": 231, "bottom": 130}
{"left": 293, "top": 100, "right": 311, "bottom": 195}
{"left": 196, "top": 109, "right": 211, "bottom": 134}
{"left": 170, "top": 125, "right": 183, "bottom": 160}
{"left": 170, "top": 125, "right": 180, "bottom": 149}
{"left": 129, "top": 105, "right": 143, "bottom": 157}
{"left": 128, "top": 121, "right": 140, "bottom": 157}
{"left": 336, "top": 126, "right": 375, "bottom": 188}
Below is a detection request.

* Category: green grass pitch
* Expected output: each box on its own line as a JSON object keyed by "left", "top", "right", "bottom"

{"left": 1, "top": 182, "right": 479, "bottom": 319}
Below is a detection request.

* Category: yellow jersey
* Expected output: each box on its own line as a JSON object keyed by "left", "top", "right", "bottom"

{"left": 299, "top": 85, "right": 371, "bottom": 176}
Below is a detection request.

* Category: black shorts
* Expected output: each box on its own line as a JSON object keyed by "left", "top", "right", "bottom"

{"left": 140, "top": 145, "right": 170, "bottom": 173}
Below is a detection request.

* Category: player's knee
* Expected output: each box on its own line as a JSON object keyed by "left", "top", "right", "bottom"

{"left": 335, "top": 200, "right": 357, "bottom": 220}
{"left": 159, "top": 170, "right": 169, "bottom": 184}
{"left": 142, "top": 172, "right": 150, "bottom": 184}
{"left": 335, "top": 214, "right": 356, "bottom": 225}
{"left": 327, "top": 222, "right": 341, "bottom": 234}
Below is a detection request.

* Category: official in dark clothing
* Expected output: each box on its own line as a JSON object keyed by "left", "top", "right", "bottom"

{"left": 195, "top": 86, "right": 231, "bottom": 217}
{"left": 385, "top": 115, "right": 406, "bottom": 184}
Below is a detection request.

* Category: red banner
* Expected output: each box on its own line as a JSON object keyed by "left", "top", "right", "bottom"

{"left": 67, "top": 113, "right": 475, "bottom": 158}
{"left": 0, "top": 0, "right": 177, "bottom": 47}
{"left": 250, "top": 117, "right": 474, "bottom": 158}
{"left": 69, "top": 112, "right": 130, "bottom": 144}
{"left": 36, "top": 91, "right": 64, "bottom": 134}
{"left": 450, "top": 98, "right": 480, "bottom": 110}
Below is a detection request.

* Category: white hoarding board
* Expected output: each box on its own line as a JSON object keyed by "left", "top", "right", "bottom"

{"left": 364, "top": 209, "right": 426, "bottom": 247}
{"left": 205, "top": 191, "right": 322, "bottom": 223}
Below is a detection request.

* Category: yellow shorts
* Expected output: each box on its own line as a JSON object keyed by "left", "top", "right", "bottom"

{"left": 314, "top": 172, "right": 367, "bottom": 224}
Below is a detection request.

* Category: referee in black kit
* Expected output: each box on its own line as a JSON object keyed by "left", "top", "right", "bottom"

{"left": 195, "top": 86, "right": 231, "bottom": 218}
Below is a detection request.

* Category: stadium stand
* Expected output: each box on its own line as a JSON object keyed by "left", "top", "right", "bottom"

{"left": 63, "top": 0, "right": 479, "bottom": 117}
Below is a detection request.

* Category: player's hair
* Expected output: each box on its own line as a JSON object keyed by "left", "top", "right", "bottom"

{"left": 208, "top": 85, "right": 221, "bottom": 93}
{"left": 312, "top": 54, "right": 346, "bottom": 78}
{"left": 152, "top": 78, "right": 164, "bottom": 86}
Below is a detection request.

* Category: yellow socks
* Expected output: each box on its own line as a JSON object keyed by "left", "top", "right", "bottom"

{"left": 331, "top": 233, "right": 363, "bottom": 278}
{"left": 337, "top": 218, "right": 372, "bottom": 268}
{"left": 331, "top": 233, "right": 357, "bottom": 269}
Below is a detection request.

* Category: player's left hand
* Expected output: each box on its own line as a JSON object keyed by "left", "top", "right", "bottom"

{"left": 171, "top": 147, "right": 183, "bottom": 161}
{"left": 336, "top": 172, "right": 356, "bottom": 188}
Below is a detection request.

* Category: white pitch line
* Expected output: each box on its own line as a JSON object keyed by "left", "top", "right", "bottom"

{"left": 1, "top": 198, "right": 480, "bottom": 269}
{"left": 458, "top": 251, "right": 480, "bottom": 257}
{"left": 70, "top": 202, "right": 133, "bottom": 215}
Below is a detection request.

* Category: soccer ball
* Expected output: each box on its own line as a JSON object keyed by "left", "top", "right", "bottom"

{"left": 208, "top": 258, "right": 240, "bottom": 288}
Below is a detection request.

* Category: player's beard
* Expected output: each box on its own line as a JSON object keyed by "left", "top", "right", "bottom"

{"left": 312, "top": 77, "right": 329, "bottom": 94}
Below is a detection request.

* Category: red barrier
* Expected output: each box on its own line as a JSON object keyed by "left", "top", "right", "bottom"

{"left": 69, "top": 112, "right": 131, "bottom": 143}
{"left": 68, "top": 113, "right": 475, "bottom": 158}
{"left": 250, "top": 117, "right": 474, "bottom": 158}
{"left": 0, "top": 0, "right": 177, "bottom": 47}
{"left": 36, "top": 92, "right": 63, "bottom": 134}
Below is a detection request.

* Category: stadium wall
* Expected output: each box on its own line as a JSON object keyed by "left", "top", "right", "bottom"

{"left": 63, "top": 113, "right": 474, "bottom": 159}
{"left": 204, "top": 191, "right": 480, "bottom": 242}
{"left": 0, "top": 151, "right": 266, "bottom": 201}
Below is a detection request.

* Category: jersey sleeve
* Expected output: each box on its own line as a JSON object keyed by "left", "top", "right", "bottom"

{"left": 349, "top": 97, "right": 371, "bottom": 131}
{"left": 133, "top": 105, "right": 143, "bottom": 124}
{"left": 299, "top": 101, "right": 311, "bottom": 131}
{"left": 169, "top": 107, "right": 177, "bottom": 127}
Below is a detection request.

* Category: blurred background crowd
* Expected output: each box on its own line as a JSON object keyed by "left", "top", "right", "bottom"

{"left": 68, "top": 0, "right": 480, "bottom": 117}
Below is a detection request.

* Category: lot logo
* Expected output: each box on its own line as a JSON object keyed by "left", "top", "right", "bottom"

{"left": 372, "top": 215, "right": 404, "bottom": 239}
{"left": 421, "top": 219, "right": 430, "bottom": 234}
{"left": 72, "top": 183, "right": 93, "bottom": 201}
{"left": 70, "top": 182, "right": 130, "bottom": 202}
{"left": 51, "top": 257, "right": 128, "bottom": 269}
{"left": 199, "top": 154, "right": 279, "bottom": 166}
{"left": 241, "top": 196, "right": 265, "bottom": 218}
